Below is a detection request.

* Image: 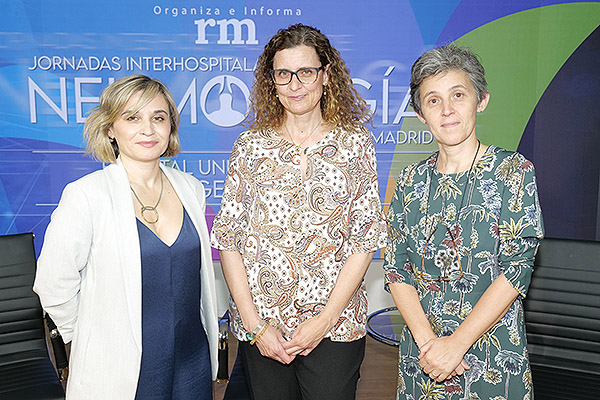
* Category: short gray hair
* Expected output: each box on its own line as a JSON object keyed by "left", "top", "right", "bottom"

{"left": 410, "top": 44, "right": 488, "bottom": 115}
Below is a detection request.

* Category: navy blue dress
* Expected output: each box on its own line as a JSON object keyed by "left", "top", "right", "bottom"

{"left": 134, "top": 209, "right": 212, "bottom": 399}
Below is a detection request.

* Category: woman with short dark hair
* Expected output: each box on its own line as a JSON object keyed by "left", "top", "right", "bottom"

{"left": 384, "top": 44, "right": 544, "bottom": 399}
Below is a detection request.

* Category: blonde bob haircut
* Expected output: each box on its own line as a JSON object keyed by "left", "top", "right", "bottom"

{"left": 246, "top": 23, "right": 372, "bottom": 133}
{"left": 84, "top": 74, "right": 181, "bottom": 163}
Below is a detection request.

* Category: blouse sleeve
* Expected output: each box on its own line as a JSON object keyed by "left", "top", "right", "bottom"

{"left": 33, "top": 181, "right": 93, "bottom": 342}
{"left": 383, "top": 165, "right": 414, "bottom": 291}
{"left": 496, "top": 153, "right": 544, "bottom": 297}
{"left": 210, "top": 134, "right": 250, "bottom": 252}
{"left": 347, "top": 131, "right": 388, "bottom": 254}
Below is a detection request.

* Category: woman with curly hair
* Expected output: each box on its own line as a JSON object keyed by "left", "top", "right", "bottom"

{"left": 211, "top": 23, "right": 387, "bottom": 400}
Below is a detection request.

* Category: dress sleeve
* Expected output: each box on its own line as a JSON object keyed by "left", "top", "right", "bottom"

{"left": 210, "top": 134, "right": 250, "bottom": 252}
{"left": 496, "top": 154, "right": 544, "bottom": 297}
{"left": 383, "top": 166, "right": 414, "bottom": 291}
{"left": 33, "top": 181, "right": 93, "bottom": 342}
{"left": 347, "top": 131, "right": 387, "bottom": 254}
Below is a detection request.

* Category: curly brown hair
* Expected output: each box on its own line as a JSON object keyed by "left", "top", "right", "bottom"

{"left": 246, "top": 23, "right": 371, "bottom": 132}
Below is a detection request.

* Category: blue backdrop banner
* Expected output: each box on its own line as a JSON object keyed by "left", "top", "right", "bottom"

{"left": 1, "top": 0, "right": 599, "bottom": 255}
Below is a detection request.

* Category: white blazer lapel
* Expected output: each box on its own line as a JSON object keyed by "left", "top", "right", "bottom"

{"left": 104, "top": 161, "right": 143, "bottom": 350}
{"left": 161, "top": 165, "right": 219, "bottom": 378}
{"left": 160, "top": 166, "right": 211, "bottom": 274}
{"left": 161, "top": 166, "right": 205, "bottom": 243}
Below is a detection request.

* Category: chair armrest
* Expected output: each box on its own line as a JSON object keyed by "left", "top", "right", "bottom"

{"left": 217, "top": 311, "right": 230, "bottom": 382}
{"left": 45, "top": 314, "right": 69, "bottom": 381}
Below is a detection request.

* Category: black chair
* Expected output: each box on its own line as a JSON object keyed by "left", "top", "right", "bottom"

{"left": 0, "top": 232, "right": 66, "bottom": 399}
{"left": 525, "top": 238, "right": 600, "bottom": 399}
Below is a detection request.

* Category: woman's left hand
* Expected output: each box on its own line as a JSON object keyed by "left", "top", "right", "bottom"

{"left": 418, "top": 274, "right": 520, "bottom": 382}
{"left": 282, "top": 315, "right": 333, "bottom": 356}
{"left": 418, "top": 336, "right": 470, "bottom": 382}
{"left": 282, "top": 252, "right": 375, "bottom": 357}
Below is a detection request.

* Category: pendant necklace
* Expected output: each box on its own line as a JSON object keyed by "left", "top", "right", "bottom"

{"left": 130, "top": 170, "right": 164, "bottom": 224}
{"left": 284, "top": 120, "right": 323, "bottom": 155}
{"left": 420, "top": 141, "right": 481, "bottom": 283}
{"left": 425, "top": 140, "right": 481, "bottom": 232}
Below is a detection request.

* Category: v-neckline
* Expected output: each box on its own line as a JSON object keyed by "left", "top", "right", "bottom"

{"left": 136, "top": 210, "right": 186, "bottom": 248}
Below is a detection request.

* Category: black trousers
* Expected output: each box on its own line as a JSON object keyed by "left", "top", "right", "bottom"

{"left": 239, "top": 337, "right": 366, "bottom": 400}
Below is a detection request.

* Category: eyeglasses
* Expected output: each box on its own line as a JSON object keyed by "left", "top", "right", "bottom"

{"left": 270, "top": 66, "right": 324, "bottom": 85}
{"left": 419, "top": 222, "right": 464, "bottom": 282}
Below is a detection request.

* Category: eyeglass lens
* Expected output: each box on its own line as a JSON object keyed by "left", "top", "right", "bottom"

{"left": 272, "top": 67, "right": 321, "bottom": 85}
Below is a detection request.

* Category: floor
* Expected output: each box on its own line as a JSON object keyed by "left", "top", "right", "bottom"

{"left": 47, "top": 325, "right": 398, "bottom": 399}
{"left": 214, "top": 335, "right": 398, "bottom": 400}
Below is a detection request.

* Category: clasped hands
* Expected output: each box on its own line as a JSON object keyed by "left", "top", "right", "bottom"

{"left": 254, "top": 315, "right": 332, "bottom": 365}
{"left": 418, "top": 336, "right": 470, "bottom": 382}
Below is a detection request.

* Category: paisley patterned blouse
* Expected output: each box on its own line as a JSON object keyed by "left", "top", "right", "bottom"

{"left": 384, "top": 146, "right": 544, "bottom": 400}
{"left": 211, "top": 127, "right": 387, "bottom": 342}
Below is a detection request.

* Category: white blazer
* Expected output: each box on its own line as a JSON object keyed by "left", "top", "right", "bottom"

{"left": 34, "top": 160, "right": 219, "bottom": 399}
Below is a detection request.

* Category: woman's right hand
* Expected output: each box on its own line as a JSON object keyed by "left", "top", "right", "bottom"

{"left": 218, "top": 250, "right": 294, "bottom": 363}
{"left": 418, "top": 336, "right": 470, "bottom": 382}
{"left": 255, "top": 326, "right": 295, "bottom": 364}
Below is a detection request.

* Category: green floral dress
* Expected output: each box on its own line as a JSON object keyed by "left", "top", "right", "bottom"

{"left": 384, "top": 146, "right": 544, "bottom": 400}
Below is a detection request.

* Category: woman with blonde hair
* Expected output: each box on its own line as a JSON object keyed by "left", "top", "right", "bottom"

{"left": 211, "top": 24, "right": 387, "bottom": 400}
{"left": 34, "top": 74, "right": 218, "bottom": 399}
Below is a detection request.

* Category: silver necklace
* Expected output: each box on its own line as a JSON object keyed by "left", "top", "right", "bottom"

{"left": 130, "top": 170, "right": 164, "bottom": 224}
{"left": 284, "top": 120, "right": 322, "bottom": 154}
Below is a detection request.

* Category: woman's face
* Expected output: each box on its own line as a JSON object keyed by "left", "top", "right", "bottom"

{"left": 272, "top": 45, "right": 328, "bottom": 119}
{"left": 417, "top": 69, "right": 489, "bottom": 149}
{"left": 108, "top": 92, "right": 171, "bottom": 164}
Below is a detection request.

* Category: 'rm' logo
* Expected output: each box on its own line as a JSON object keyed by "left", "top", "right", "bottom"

{"left": 195, "top": 19, "right": 259, "bottom": 45}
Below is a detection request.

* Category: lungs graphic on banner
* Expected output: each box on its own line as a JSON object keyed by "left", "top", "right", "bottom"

{"left": 1, "top": 0, "right": 599, "bottom": 255}
{"left": 201, "top": 75, "right": 249, "bottom": 127}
